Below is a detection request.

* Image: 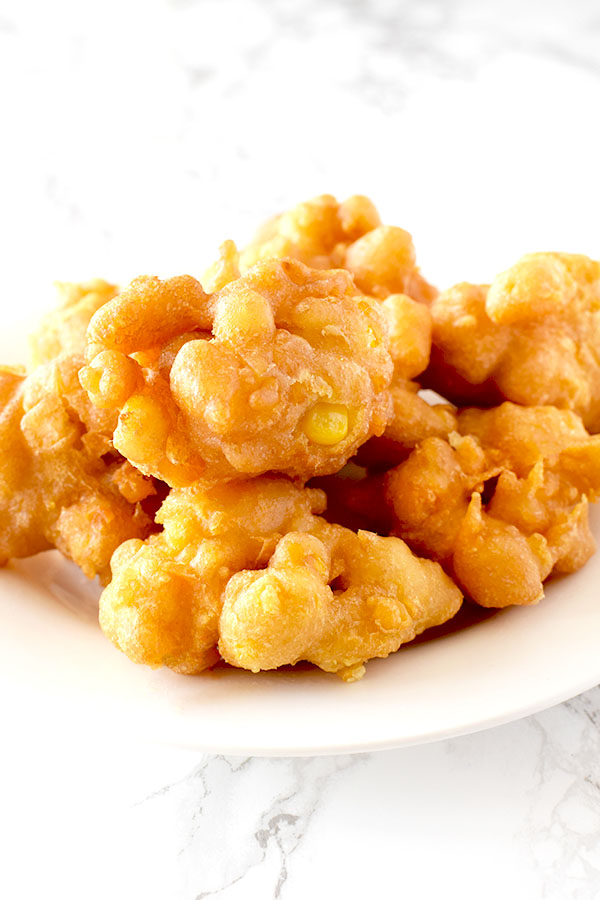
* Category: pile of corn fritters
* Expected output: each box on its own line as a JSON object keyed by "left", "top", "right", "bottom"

{"left": 2, "top": 195, "right": 599, "bottom": 681}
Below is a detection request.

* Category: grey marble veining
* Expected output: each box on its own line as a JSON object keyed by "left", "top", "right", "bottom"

{"left": 121, "top": 690, "right": 600, "bottom": 899}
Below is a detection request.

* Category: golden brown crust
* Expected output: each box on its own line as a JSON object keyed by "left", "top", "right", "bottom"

{"left": 384, "top": 404, "right": 600, "bottom": 607}
{"left": 6, "top": 195, "right": 600, "bottom": 683}
{"left": 29, "top": 279, "right": 118, "bottom": 368}
{"left": 239, "top": 194, "right": 382, "bottom": 272}
{"left": 238, "top": 194, "right": 437, "bottom": 304}
{"left": 100, "top": 477, "right": 462, "bottom": 679}
{"left": 426, "top": 254, "right": 600, "bottom": 431}
{"left": 80, "top": 258, "right": 404, "bottom": 486}
{"left": 0, "top": 354, "right": 155, "bottom": 580}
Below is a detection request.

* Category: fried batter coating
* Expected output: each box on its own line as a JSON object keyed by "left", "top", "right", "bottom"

{"left": 100, "top": 478, "right": 462, "bottom": 679}
{"left": 202, "top": 239, "right": 241, "bottom": 293}
{"left": 0, "top": 354, "right": 155, "bottom": 580}
{"left": 14, "top": 198, "right": 600, "bottom": 683}
{"left": 239, "top": 194, "right": 437, "bottom": 303}
{"left": 351, "top": 294, "right": 456, "bottom": 468}
{"left": 425, "top": 254, "right": 600, "bottom": 431}
{"left": 355, "top": 381, "right": 457, "bottom": 471}
{"left": 240, "top": 194, "right": 381, "bottom": 271}
{"left": 220, "top": 526, "right": 461, "bottom": 680}
{"left": 81, "top": 258, "right": 401, "bottom": 486}
{"left": 29, "top": 279, "right": 118, "bottom": 368}
{"left": 384, "top": 403, "right": 600, "bottom": 607}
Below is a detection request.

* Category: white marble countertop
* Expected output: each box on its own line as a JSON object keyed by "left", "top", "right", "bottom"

{"left": 2, "top": 0, "right": 600, "bottom": 897}
{"left": 4, "top": 693, "right": 600, "bottom": 899}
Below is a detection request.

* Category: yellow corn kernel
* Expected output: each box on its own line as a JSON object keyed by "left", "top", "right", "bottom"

{"left": 80, "top": 350, "right": 141, "bottom": 409}
{"left": 116, "top": 394, "right": 170, "bottom": 462}
{"left": 372, "top": 598, "right": 406, "bottom": 632}
{"left": 339, "top": 664, "right": 366, "bottom": 682}
{"left": 302, "top": 402, "right": 349, "bottom": 446}
{"left": 78, "top": 364, "right": 101, "bottom": 397}
{"left": 214, "top": 287, "right": 275, "bottom": 342}
{"left": 339, "top": 195, "right": 381, "bottom": 240}
{"left": 249, "top": 378, "right": 279, "bottom": 411}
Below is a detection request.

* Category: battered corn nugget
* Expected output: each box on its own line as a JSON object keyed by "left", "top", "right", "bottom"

{"left": 220, "top": 526, "right": 461, "bottom": 680}
{"left": 81, "top": 258, "right": 399, "bottom": 486}
{"left": 313, "top": 308, "right": 456, "bottom": 521}
{"left": 385, "top": 404, "right": 600, "bottom": 608}
{"left": 29, "top": 279, "right": 118, "bottom": 368}
{"left": 426, "top": 254, "right": 600, "bottom": 431}
{"left": 239, "top": 194, "right": 437, "bottom": 303}
{"left": 205, "top": 205, "right": 441, "bottom": 474}
{"left": 350, "top": 294, "right": 456, "bottom": 468}
{"left": 0, "top": 354, "right": 155, "bottom": 580}
{"left": 354, "top": 382, "right": 458, "bottom": 471}
{"left": 100, "top": 478, "right": 462, "bottom": 680}
{"left": 313, "top": 389, "right": 457, "bottom": 533}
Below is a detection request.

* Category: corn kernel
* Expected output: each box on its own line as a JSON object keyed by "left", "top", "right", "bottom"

{"left": 116, "top": 394, "right": 169, "bottom": 462}
{"left": 78, "top": 364, "right": 101, "bottom": 397}
{"left": 302, "top": 402, "right": 349, "bottom": 446}
{"left": 249, "top": 378, "right": 279, "bottom": 411}
{"left": 373, "top": 599, "right": 405, "bottom": 631}
{"left": 214, "top": 287, "right": 275, "bottom": 342}
{"left": 80, "top": 350, "right": 141, "bottom": 409}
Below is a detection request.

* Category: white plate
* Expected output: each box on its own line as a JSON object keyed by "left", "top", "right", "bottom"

{"left": 2, "top": 505, "right": 599, "bottom": 756}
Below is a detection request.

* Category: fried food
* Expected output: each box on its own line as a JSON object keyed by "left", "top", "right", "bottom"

{"left": 0, "top": 353, "right": 155, "bottom": 580}
{"left": 4, "top": 193, "right": 600, "bottom": 684}
{"left": 100, "top": 477, "right": 462, "bottom": 679}
{"left": 350, "top": 289, "right": 454, "bottom": 456}
{"left": 239, "top": 194, "right": 438, "bottom": 303}
{"left": 425, "top": 254, "right": 600, "bottom": 431}
{"left": 349, "top": 290, "right": 454, "bottom": 462}
{"left": 80, "top": 258, "right": 405, "bottom": 486}
{"left": 29, "top": 279, "right": 118, "bottom": 368}
{"left": 384, "top": 403, "right": 600, "bottom": 607}
{"left": 354, "top": 382, "right": 457, "bottom": 471}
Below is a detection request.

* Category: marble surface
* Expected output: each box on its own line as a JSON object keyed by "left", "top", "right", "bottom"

{"left": 2, "top": 0, "right": 600, "bottom": 897}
